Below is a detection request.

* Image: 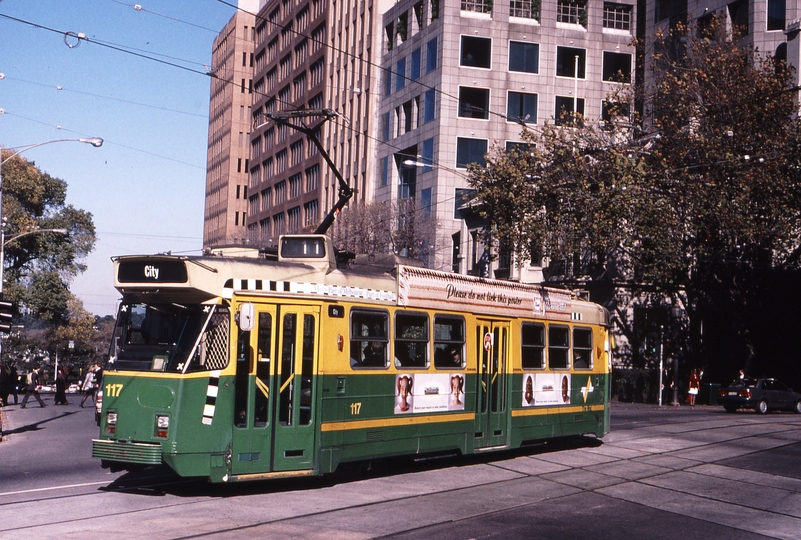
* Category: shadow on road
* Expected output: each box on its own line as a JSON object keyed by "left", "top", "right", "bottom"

{"left": 97, "top": 434, "right": 604, "bottom": 498}
{"left": 0, "top": 410, "right": 79, "bottom": 438}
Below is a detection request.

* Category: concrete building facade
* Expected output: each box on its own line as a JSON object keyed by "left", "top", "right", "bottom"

{"left": 204, "top": 1, "right": 260, "bottom": 248}
{"left": 377, "top": 0, "right": 637, "bottom": 278}
{"left": 245, "top": 0, "right": 391, "bottom": 246}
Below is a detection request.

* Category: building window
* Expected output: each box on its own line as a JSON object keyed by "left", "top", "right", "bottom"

{"left": 290, "top": 140, "right": 304, "bottom": 166}
{"left": 768, "top": 0, "right": 785, "bottom": 30}
{"left": 305, "top": 165, "right": 319, "bottom": 191}
{"left": 261, "top": 187, "right": 272, "bottom": 211}
{"left": 289, "top": 174, "right": 302, "bottom": 199}
{"left": 461, "top": 0, "right": 492, "bottom": 14}
{"left": 603, "top": 3, "right": 632, "bottom": 30}
{"left": 557, "top": 0, "right": 587, "bottom": 27}
{"left": 381, "top": 156, "right": 389, "bottom": 187}
{"left": 424, "top": 89, "right": 436, "bottom": 123}
{"left": 395, "top": 58, "right": 407, "bottom": 91}
{"left": 510, "top": 0, "right": 539, "bottom": 19}
{"left": 420, "top": 187, "right": 431, "bottom": 218}
{"left": 421, "top": 137, "right": 434, "bottom": 172}
{"left": 304, "top": 200, "right": 319, "bottom": 227}
{"left": 458, "top": 87, "right": 490, "bottom": 119}
{"left": 556, "top": 47, "right": 586, "bottom": 78}
{"left": 383, "top": 111, "right": 391, "bottom": 141}
{"left": 456, "top": 137, "right": 487, "bottom": 168}
{"left": 509, "top": 41, "right": 539, "bottom": 73}
{"left": 555, "top": 96, "right": 585, "bottom": 126}
{"left": 275, "top": 181, "right": 287, "bottom": 205}
{"left": 410, "top": 48, "right": 421, "bottom": 81}
{"left": 507, "top": 91, "right": 538, "bottom": 124}
{"left": 506, "top": 141, "right": 534, "bottom": 154}
{"left": 273, "top": 212, "right": 285, "bottom": 235}
{"left": 426, "top": 37, "right": 438, "bottom": 73}
{"left": 601, "top": 100, "right": 630, "bottom": 129}
{"left": 602, "top": 52, "right": 632, "bottom": 83}
{"left": 460, "top": 36, "right": 491, "bottom": 68}
{"left": 293, "top": 72, "right": 307, "bottom": 100}
{"left": 288, "top": 206, "right": 301, "bottom": 231}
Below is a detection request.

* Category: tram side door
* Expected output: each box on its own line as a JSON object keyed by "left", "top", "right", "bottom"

{"left": 231, "top": 306, "right": 278, "bottom": 475}
{"left": 475, "top": 320, "right": 510, "bottom": 449}
{"left": 272, "top": 305, "right": 319, "bottom": 472}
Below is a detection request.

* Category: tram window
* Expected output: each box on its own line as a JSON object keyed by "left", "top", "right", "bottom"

{"left": 434, "top": 316, "right": 465, "bottom": 369}
{"left": 521, "top": 322, "right": 545, "bottom": 369}
{"left": 350, "top": 310, "right": 389, "bottom": 368}
{"left": 395, "top": 312, "right": 430, "bottom": 368}
{"left": 573, "top": 327, "right": 593, "bottom": 369}
{"left": 548, "top": 325, "right": 570, "bottom": 369}
{"left": 254, "top": 312, "right": 272, "bottom": 427}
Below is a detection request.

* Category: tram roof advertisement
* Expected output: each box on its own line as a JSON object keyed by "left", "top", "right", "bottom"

{"left": 397, "top": 265, "right": 573, "bottom": 320}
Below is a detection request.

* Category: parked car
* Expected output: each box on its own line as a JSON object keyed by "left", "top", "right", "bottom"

{"left": 718, "top": 377, "right": 801, "bottom": 414}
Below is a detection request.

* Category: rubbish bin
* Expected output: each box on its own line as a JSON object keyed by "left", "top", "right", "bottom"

{"left": 704, "top": 383, "right": 720, "bottom": 406}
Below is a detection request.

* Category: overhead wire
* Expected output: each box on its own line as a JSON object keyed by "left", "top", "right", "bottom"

{"left": 0, "top": 4, "right": 500, "bottom": 231}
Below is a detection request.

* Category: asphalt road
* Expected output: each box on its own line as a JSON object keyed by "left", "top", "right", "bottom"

{"left": 1, "top": 395, "right": 800, "bottom": 539}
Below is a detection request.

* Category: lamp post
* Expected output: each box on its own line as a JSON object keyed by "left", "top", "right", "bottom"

{"left": 0, "top": 137, "right": 102, "bottom": 293}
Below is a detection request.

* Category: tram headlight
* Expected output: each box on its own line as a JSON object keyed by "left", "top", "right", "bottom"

{"left": 155, "top": 415, "right": 170, "bottom": 438}
{"left": 105, "top": 412, "right": 117, "bottom": 435}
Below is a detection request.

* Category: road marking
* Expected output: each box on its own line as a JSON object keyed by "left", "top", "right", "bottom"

{"left": 0, "top": 480, "right": 110, "bottom": 497}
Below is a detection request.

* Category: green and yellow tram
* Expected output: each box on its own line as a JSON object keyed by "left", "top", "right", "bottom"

{"left": 92, "top": 234, "right": 611, "bottom": 482}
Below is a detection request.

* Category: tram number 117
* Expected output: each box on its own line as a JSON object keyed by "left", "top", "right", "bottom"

{"left": 349, "top": 402, "right": 362, "bottom": 415}
{"left": 105, "top": 383, "right": 123, "bottom": 397}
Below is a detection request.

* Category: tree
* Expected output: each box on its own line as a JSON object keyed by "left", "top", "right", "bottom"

{"left": 332, "top": 199, "right": 439, "bottom": 264}
{"left": 468, "top": 17, "right": 801, "bottom": 382}
{"left": 1, "top": 152, "right": 96, "bottom": 322}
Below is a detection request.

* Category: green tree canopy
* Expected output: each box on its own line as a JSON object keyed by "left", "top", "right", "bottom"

{"left": 1, "top": 151, "right": 97, "bottom": 322}
{"left": 468, "top": 17, "right": 801, "bottom": 377}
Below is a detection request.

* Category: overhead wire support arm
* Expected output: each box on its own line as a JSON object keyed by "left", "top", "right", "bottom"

{"left": 264, "top": 109, "right": 354, "bottom": 235}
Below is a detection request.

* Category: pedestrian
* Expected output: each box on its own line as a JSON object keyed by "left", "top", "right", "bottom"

{"left": 20, "top": 367, "right": 47, "bottom": 408}
{"left": 80, "top": 365, "right": 98, "bottom": 408}
{"left": 687, "top": 368, "right": 700, "bottom": 406}
{"left": 0, "top": 362, "right": 9, "bottom": 406}
{"left": 54, "top": 366, "right": 70, "bottom": 405}
{"left": 9, "top": 364, "right": 19, "bottom": 405}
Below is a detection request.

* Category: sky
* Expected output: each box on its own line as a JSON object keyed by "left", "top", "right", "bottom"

{"left": 0, "top": 0, "right": 240, "bottom": 316}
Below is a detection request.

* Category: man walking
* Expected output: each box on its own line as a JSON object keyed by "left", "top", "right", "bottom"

{"left": 20, "top": 367, "right": 46, "bottom": 408}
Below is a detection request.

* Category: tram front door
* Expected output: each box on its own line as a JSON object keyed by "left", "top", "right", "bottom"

{"left": 474, "top": 320, "right": 510, "bottom": 449}
{"left": 230, "top": 305, "right": 318, "bottom": 476}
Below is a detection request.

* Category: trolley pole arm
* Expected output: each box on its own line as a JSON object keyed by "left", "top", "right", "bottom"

{"left": 264, "top": 110, "right": 354, "bottom": 235}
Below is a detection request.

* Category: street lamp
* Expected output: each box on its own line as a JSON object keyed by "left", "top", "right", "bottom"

{"left": 0, "top": 137, "right": 103, "bottom": 293}
{"left": 3, "top": 228, "right": 69, "bottom": 247}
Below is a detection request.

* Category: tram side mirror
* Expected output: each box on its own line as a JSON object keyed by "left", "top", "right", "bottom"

{"left": 238, "top": 303, "right": 255, "bottom": 332}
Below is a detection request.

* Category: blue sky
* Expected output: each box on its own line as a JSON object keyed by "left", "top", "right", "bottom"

{"left": 1, "top": 0, "right": 238, "bottom": 316}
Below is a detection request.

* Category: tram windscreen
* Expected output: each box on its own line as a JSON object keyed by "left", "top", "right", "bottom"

{"left": 107, "top": 302, "right": 230, "bottom": 372}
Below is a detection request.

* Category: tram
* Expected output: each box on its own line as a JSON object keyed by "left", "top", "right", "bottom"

{"left": 92, "top": 234, "right": 611, "bottom": 482}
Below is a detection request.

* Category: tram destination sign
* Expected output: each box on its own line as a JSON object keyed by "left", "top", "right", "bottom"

{"left": 117, "top": 260, "right": 188, "bottom": 283}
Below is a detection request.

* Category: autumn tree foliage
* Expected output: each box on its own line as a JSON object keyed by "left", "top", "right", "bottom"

{"left": 469, "top": 17, "right": 801, "bottom": 379}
